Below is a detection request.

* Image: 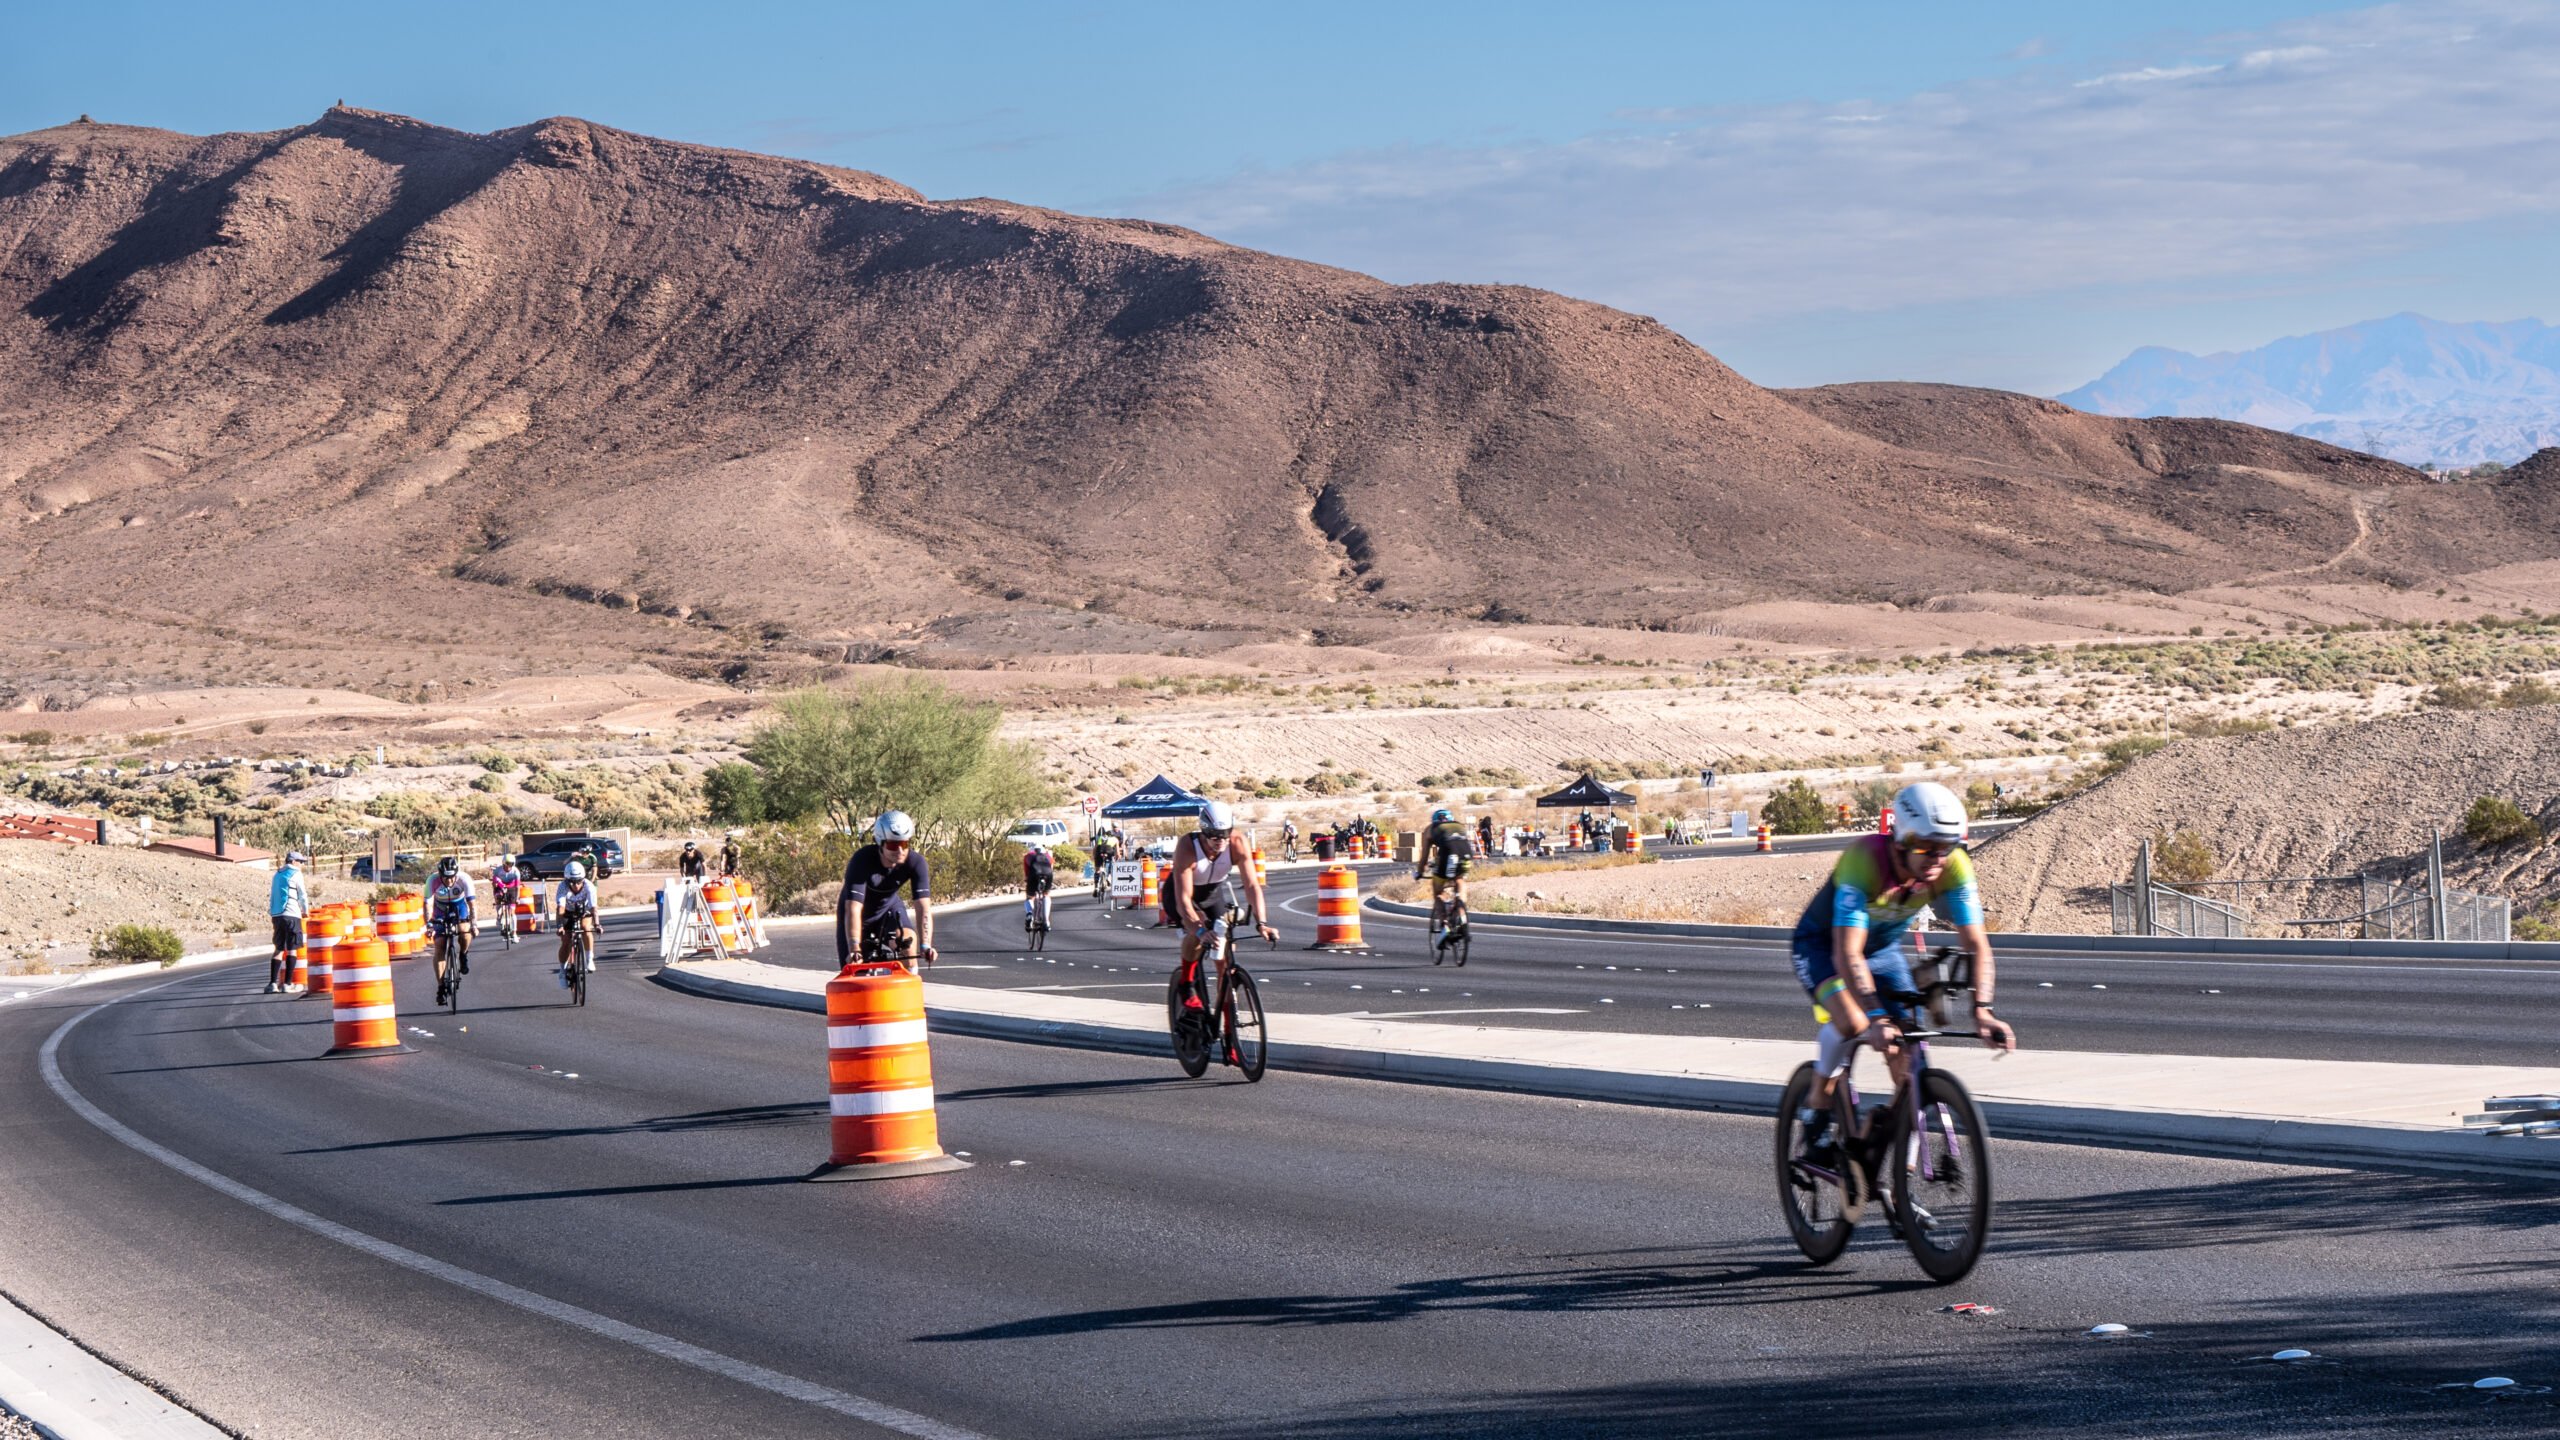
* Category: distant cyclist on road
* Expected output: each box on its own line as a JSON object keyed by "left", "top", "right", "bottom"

{"left": 554, "top": 860, "right": 601, "bottom": 988}
{"left": 265, "top": 850, "right": 309, "bottom": 994}
{"left": 1022, "top": 841, "right": 1055, "bottom": 933}
{"left": 1165, "top": 800, "right": 1276, "bottom": 1006}
{"left": 427, "top": 856, "right": 476, "bottom": 1006}
{"left": 720, "top": 833, "right": 742, "bottom": 877}
{"left": 1417, "top": 808, "right": 1477, "bottom": 947}
{"left": 837, "top": 811, "right": 934, "bottom": 970}
{"left": 679, "top": 840, "right": 707, "bottom": 880}
{"left": 489, "top": 853, "right": 524, "bottom": 947}
{"left": 1279, "top": 818, "right": 1299, "bottom": 862}
{"left": 1790, "top": 782, "right": 2016, "bottom": 1167}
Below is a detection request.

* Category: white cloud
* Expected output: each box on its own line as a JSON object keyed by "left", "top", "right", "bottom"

{"left": 2073, "top": 63, "right": 2223, "bottom": 88}
{"left": 1142, "top": 2, "right": 2560, "bottom": 334}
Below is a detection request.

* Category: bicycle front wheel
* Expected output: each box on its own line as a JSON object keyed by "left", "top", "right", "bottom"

{"left": 1224, "top": 967, "right": 1267, "bottom": 1082}
{"left": 1775, "top": 1062, "right": 1860, "bottom": 1264}
{"left": 571, "top": 932, "right": 590, "bottom": 1007}
{"left": 445, "top": 943, "right": 463, "bottom": 1014}
{"left": 1167, "top": 970, "right": 1211, "bottom": 1077}
{"left": 1890, "top": 1069, "right": 1992, "bottom": 1284}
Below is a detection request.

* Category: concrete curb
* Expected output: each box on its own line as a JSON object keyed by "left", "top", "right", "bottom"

{"left": 1362, "top": 897, "right": 2560, "bottom": 962}
{"left": 652, "top": 963, "right": 2560, "bottom": 1182}
{"left": 0, "top": 1291, "right": 227, "bottom": 1440}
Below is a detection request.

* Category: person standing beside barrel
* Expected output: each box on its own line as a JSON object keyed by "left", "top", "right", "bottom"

{"left": 266, "top": 851, "right": 310, "bottom": 994}
{"left": 837, "top": 810, "right": 935, "bottom": 971}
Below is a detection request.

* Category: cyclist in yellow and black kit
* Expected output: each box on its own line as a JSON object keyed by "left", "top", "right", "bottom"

{"left": 1417, "top": 807, "right": 1477, "bottom": 957}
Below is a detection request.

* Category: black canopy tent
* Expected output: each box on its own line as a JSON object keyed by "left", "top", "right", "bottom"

{"left": 1098, "top": 774, "right": 1211, "bottom": 820}
{"left": 1535, "top": 773, "right": 1637, "bottom": 809}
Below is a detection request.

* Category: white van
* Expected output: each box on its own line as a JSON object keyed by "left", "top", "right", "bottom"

{"left": 1005, "top": 818, "right": 1073, "bottom": 849}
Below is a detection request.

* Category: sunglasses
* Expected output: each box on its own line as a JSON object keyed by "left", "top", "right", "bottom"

{"left": 1901, "top": 839, "right": 1964, "bottom": 860}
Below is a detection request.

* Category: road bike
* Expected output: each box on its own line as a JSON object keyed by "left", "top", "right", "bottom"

{"left": 492, "top": 886, "right": 522, "bottom": 946}
{"left": 1091, "top": 861, "right": 1113, "bottom": 903}
{"left": 1167, "top": 902, "right": 1269, "bottom": 1082}
{"left": 1024, "top": 888, "right": 1052, "bottom": 952}
{"left": 856, "top": 918, "right": 921, "bottom": 976}
{"left": 1774, "top": 946, "right": 1993, "bottom": 1283}
{"left": 431, "top": 910, "right": 470, "bottom": 1013}
{"left": 560, "top": 908, "right": 595, "bottom": 1007}
{"left": 1425, "top": 879, "right": 1471, "bottom": 966}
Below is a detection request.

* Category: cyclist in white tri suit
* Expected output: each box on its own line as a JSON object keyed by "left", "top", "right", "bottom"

{"left": 1164, "top": 800, "right": 1277, "bottom": 998}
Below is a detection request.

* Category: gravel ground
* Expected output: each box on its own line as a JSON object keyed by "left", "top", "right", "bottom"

{"left": 0, "top": 1404, "right": 38, "bottom": 1440}
{"left": 1977, "top": 706, "right": 2560, "bottom": 932}
{"left": 0, "top": 843, "right": 365, "bottom": 974}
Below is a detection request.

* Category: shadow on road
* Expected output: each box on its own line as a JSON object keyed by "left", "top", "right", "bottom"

{"left": 2001, "top": 1169, "right": 2560, "bottom": 1257}
{"left": 938, "top": 1074, "right": 1212, "bottom": 1104}
{"left": 286, "top": 1100, "right": 826, "bottom": 1154}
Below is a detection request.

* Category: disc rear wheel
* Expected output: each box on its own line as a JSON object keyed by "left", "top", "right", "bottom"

{"left": 1776, "top": 1062, "right": 1861, "bottom": 1264}
{"left": 1167, "top": 968, "right": 1211, "bottom": 1077}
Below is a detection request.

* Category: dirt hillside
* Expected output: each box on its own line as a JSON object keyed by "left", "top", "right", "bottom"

{"left": 1975, "top": 708, "right": 2560, "bottom": 933}
{"left": 0, "top": 842, "right": 367, "bottom": 971}
{"left": 0, "top": 109, "right": 2485, "bottom": 703}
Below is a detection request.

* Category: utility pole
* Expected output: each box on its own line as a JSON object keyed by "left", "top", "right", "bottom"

{"left": 2428, "top": 831, "right": 2449, "bottom": 940}
{"left": 2134, "top": 837, "right": 2156, "bottom": 937}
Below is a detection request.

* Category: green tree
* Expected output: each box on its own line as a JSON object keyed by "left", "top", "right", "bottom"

{"left": 1759, "top": 777, "right": 1829, "bottom": 835}
{"left": 746, "top": 682, "right": 1012, "bottom": 835}
{"left": 702, "top": 761, "right": 766, "bottom": 825}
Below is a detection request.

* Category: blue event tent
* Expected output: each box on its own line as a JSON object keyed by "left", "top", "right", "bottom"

{"left": 1098, "top": 774, "right": 1210, "bottom": 819}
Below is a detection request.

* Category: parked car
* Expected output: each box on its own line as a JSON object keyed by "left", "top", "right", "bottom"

{"left": 516, "top": 835, "right": 624, "bottom": 880}
{"left": 1005, "top": 818, "right": 1074, "bottom": 849}
{"left": 350, "top": 852, "right": 425, "bottom": 881}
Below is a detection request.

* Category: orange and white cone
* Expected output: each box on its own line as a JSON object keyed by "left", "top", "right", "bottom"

{"left": 321, "top": 938, "right": 408, "bottom": 1057}
{"left": 1307, "top": 865, "right": 1366, "bottom": 949}
{"left": 1756, "top": 824, "right": 1773, "bottom": 853}
{"left": 810, "top": 962, "right": 969, "bottom": 1181}
{"left": 1134, "top": 852, "right": 1158, "bottom": 915}
{"left": 303, "top": 904, "right": 343, "bottom": 998}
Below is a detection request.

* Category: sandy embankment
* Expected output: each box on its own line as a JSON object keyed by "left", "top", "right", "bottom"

{"left": 0, "top": 843, "right": 368, "bottom": 973}
{"left": 1464, "top": 853, "right": 1835, "bottom": 928}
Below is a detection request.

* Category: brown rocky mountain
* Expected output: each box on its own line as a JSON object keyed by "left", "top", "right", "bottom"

{"left": 0, "top": 108, "right": 2519, "bottom": 694}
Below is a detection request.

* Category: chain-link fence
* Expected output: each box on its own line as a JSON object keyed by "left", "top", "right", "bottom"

{"left": 2110, "top": 835, "right": 2511, "bottom": 943}
{"left": 2111, "top": 883, "right": 2250, "bottom": 938}
{"left": 2358, "top": 876, "right": 2511, "bottom": 942}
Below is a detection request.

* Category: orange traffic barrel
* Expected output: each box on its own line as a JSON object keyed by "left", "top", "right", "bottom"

{"left": 300, "top": 905, "right": 344, "bottom": 996}
{"left": 1133, "top": 852, "right": 1158, "bottom": 912}
{"left": 321, "top": 938, "right": 408, "bottom": 1057}
{"left": 732, "top": 877, "right": 766, "bottom": 947}
{"left": 1252, "top": 846, "right": 1267, "bottom": 888}
{"left": 1567, "top": 822, "right": 1582, "bottom": 850}
{"left": 1307, "top": 865, "right": 1365, "bottom": 949}
{"left": 1623, "top": 827, "right": 1643, "bottom": 854}
{"left": 1836, "top": 801, "right": 1852, "bottom": 831}
{"left": 1756, "top": 823, "right": 1773, "bottom": 853}
{"left": 704, "top": 881, "right": 740, "bottom": 950}
{"left": 400, "top": 893, "right": 429, "bottom": 956}
{"left": 809, "top": 963, "right": 968, "bottom": 1181}
{"left": 514, "top": 895, "right": 538, "bottom": 933}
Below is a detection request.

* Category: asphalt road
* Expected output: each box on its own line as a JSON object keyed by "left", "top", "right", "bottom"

{"left": 4, "top": 919, "right": 2554, "bottom": 1438}
{"left": 799, "top": 865, "right": 2560, "bottom": 1068}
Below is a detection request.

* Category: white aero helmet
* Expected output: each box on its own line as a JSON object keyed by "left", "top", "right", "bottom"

{"left": 874, "top": 810, "right": 917, "bottom": 843}
{"left": 1197, "top": 799, "right": 1236, "bottom": 836}
{"left": 564, "top": 860, "right": 586, "bottom": 881}
{"left": 1888, "top": 782, "right": 1968, "bottom": 845}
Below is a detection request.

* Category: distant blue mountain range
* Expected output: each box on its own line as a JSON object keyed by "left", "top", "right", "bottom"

{"left": 2059, "top": 313, "right": 2560, "bottom": 468}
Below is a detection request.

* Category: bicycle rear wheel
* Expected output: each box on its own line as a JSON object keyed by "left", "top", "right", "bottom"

{"left": 1223, "top": 966, "right": 1267, "bottom": 1082}
{"left": 1166, "top": 968, "right": 1211, "bottom": 1077}
{"left": 1890, "top": 1069, "right": 1992, "bottom": 1284}
{"left": 1775, "top": 1062, "right": 1861, "bottom": 1264}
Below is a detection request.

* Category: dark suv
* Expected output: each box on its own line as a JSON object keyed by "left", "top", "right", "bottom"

{"left": 516, "top": 835, "right": 624, "bottom": 880}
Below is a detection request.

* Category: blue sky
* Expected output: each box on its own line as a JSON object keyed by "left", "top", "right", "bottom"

{"left": 8, "top": 1, "right": 2556, "bottom": 392}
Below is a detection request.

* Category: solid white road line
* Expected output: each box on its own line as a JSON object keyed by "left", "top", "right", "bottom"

{"left": 1338, "top": 1008, "right": 1587, "bottom": 1019}
{"left": 38, "top": 973, "right": 991, "bottom": 1440}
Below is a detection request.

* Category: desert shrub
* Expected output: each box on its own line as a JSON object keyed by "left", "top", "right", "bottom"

{"left": 2500, "top": 677, "right": 2560, "bottom": 708}
{"left": 10, "top": 729, "right": 55, "bottom": 746}
{"left": 1759, "top": 778, "right": 1830, "bottom": 835}
{"left": 737, "top": 821, "right": 857, "bottom": 904}
{"left": 522, "top": 762, "right": 702, "bottom": 831}
{"left": 2094, "top": 735, "right": 2168, "bottom": 780}
{"left": 2426, "top": 679, "right": 2499, "bottom": 710}
{"left": 702, "top": 761, "right": 767, "bottom": 825}
{"left": 480, "top": 752, "right": 517, "bottom": 773}
{"left": 2149, "top": 828, "right": 2217, "bottom": 885}
{"left": 1847, "top": 780, "right": 1897, "bottom": 822}
{"left": 91, "top": 923, "right": 183, "bottom": 964}
{"left": 470, "top": 773, "right": 506, "bottom": 793}
{"left": 2463, "top": 796, "right": 2541, "bottom": 848}
{"left": 2174, "top": 714, "right": 2276, "bottom": 737}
